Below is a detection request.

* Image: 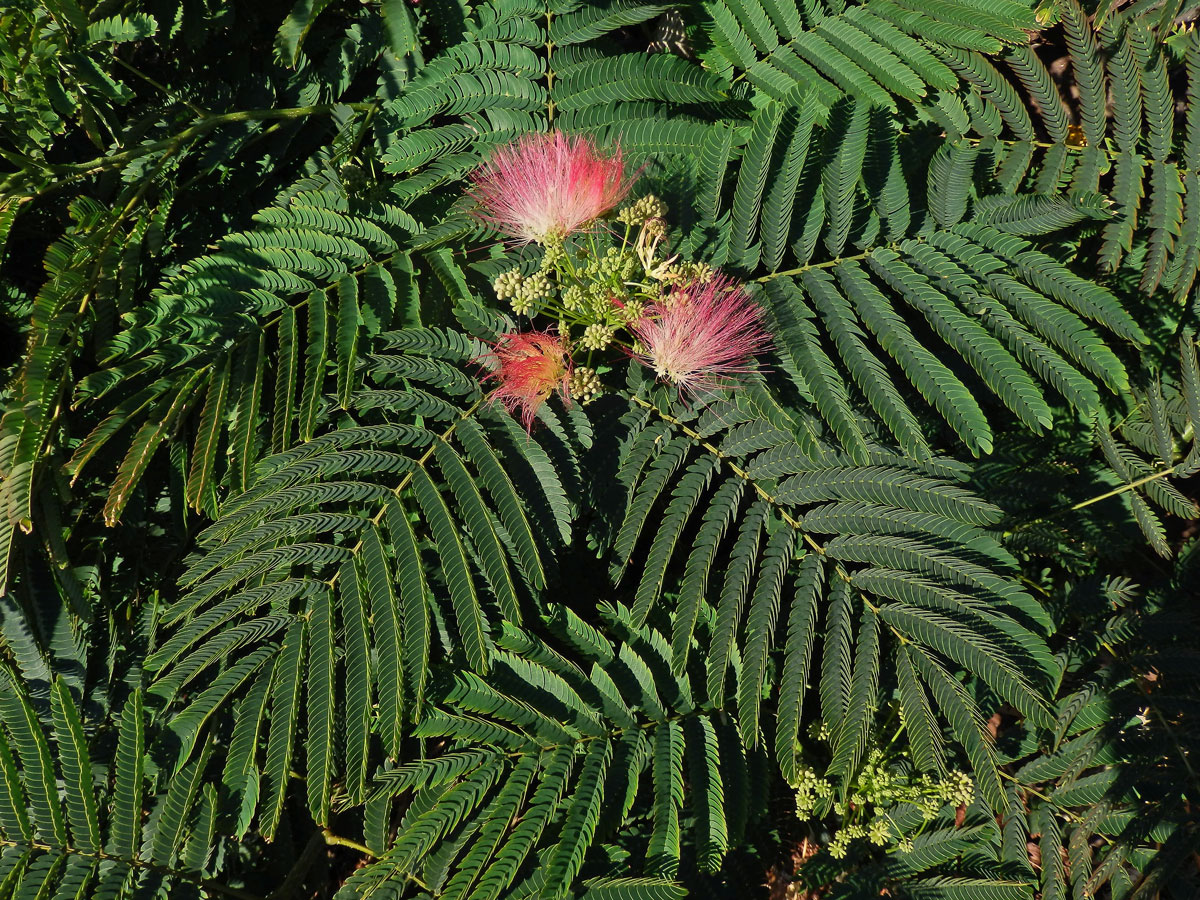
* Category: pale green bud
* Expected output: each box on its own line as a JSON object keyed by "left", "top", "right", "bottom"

{"left": 493, "top": 269, "right": 523, "bottom": 301}
{"left": 581, "top": 323, "right": 614, "bottom": 350}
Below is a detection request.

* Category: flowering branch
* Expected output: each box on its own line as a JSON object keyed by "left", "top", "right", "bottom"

{"left": 466, "top": 130, "right": 776, "bottom": 427}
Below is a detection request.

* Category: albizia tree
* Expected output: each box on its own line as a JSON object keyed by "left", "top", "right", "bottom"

{"left": 0, "top": 1, "right": 1198, "bottom": 899}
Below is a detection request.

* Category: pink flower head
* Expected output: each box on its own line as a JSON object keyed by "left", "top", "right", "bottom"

{"left": 631, "top": 275, "right": 771, "bottom": 396}
{"left": 480, "top": 331, "right": 572, "bottom": 430}
{"left": 468, "top": 132, "right": 633, "bottom": 244}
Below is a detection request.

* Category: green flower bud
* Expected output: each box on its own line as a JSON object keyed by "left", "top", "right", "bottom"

{"left": 618, "top": 299, "right": 645, "bottom": 325}
{"left": 541, "top": 238, "right": 565, "bottom": 269}
{"left": 523, "top": 272, "right": 552, "bottom": 300}
{"left": 568, "top": 366, "right": 602, "bottom": 404}
{"left": 617, "top": 194, "right": 669, "bottom": 225}
{"left": 562, "top": 284, "right": 585, "bottom": 311}
{"left": 581, "top": 323, "right": 614, "bottom": 350}
{"left": 493, "top": 269, "right": 523, "bottom": 301}
{"left": 868, "top": 817, "right": 892, "bottom": 846}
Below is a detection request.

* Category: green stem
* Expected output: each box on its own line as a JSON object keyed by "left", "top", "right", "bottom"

{"left": 322, "top": 397, "right": 485, "bottom": 594}
{"left": 343, "top": 101, "right": 381, "bottom": 163}
{"left": 323, "top": 829, "right": 379, "bottom": 858}
{"left": 1070, "top": 467, "right": 1177, "bottom": 510}
{"left": 626, "top": 393, "right": 888, "bottom": 623}
{"left": 112, "top": 54, "right": 210, "bottom": 116}
{"left": 754, "top": 250, "right": 873, "bottom": 284}
{"left": 560, "top": 242, "right": 581, "bottom": 281}
{"left": 625, "top": 394, "right": 817, "bottom": 548}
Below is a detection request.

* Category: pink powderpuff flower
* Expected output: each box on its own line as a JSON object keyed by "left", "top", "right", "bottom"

{"left": 631, "top": 275, "right": 771, "bottom": 396}
{"left": 468, "top": 132, "right": 633, "bottom": 244}
{"left": 480, "top": 331, "right": 572, "bottom": 430}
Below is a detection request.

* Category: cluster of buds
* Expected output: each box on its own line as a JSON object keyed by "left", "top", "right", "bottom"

{"left": 652, "top": 259, "right": 714, "bottom": 287}
{"left": 561, "top": 284, "right": 585, "bottom": 312}
{"left": 492, "top": 269, "right": 523, "bottom": 302}
{"left": 568, "top": 367, "right": 603, "bottom": 404}
{"left": 493, "top": 270, "right": 553, "bottom": 315}
{"left": 617, "top": 194, "right": 669, "bottom": 227}
{"left": 842, "top": 750, "right": 975, "bottom": 819}
{"left": 793, "top": 766, "right": 835, "bottom": 818}
{"left": 468, "top": 131, "right": 773, "bottom": 430}
{"left": 590, "top": 245, "right": 642, "bottom": 282}
{"left": 614, "top": 298, "right": 644, "bottom": 326}
{"left": 792, "top": 746, "right": 976, "bottom": 861}
{"left": 827, "top": 818, "right": 899, "bottom": 859}
{"left": 581, "top": 323, "right": 615, "bottom": 351}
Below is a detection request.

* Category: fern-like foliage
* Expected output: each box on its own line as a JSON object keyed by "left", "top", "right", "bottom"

{"left": 681, "top": 85, "right": 1146, "bottom": 457}
{"left": 987, "top": 330, "right": 1200, "bottom": 564}
{"left": 1090, "top": 329, "right": 1200, "bottom": 555}
{"left": 798, "top": 547, "right": 1200, "bottom": 899}
{"left": 0, "top": 673, "right": 219, "bottom": 899}
{"left": 2, "top": 0, "right": 1199, "bottom": 897}
{"left": 0, "top": 193, "right": 173, "bottom": 591}
{"left": 697, "top": 0, "right": 1038, "bottom": 114}
{"left": 70, "top": 189, "right": 420, "bottom": 524}
{"left": 149, "top": 326, "right": 573, "bottom": 834}
{"left": 986, "top": 3, "right": 1200, "bottom": 302}
{"left": 599, "top": 375, "right": 1054, "bottom": 811}
{"left": 0, "top": 4, "right": 155, "bottom": 181}
{"left": 337, "top": 607, "right": 753, "bottom": 896}
{"left": 1020, "top": 556, "right": 1200, "bottom": 898}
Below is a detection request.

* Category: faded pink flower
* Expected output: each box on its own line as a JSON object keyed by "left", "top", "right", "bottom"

{"left": 631, "top": 275, "right": 771, "bottom": 396}
{"left": 468, "top": 132, "right": 633, "bottom": 244}
{"left": 480, "top": 331, "right": 572, "bottom": 430}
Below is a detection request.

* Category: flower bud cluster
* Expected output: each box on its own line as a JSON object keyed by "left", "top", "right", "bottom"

{"left": 617, "top": 194, "right": 669, "bottom": 226}
{"left": 643, "top": 218, "right": 668, "bottom": 240}
{"left": 587, "top": 246, "right": 641, "bottom": 283}
{"left": 581, "top": 323, "right": 615, "bottom": 351}
{"left": 493, "top": 270, "right": 553, "bottom": 315}
{"left": 492, "top": 270, "right": 522, "bottom": 301}
{"left": 561, "top": 284, "right": 585, "bottom": 312}
{"left": 540, "top": 237, "right": 566, "bottom": 268}
{"left": 568, "top": 367, "right": 602, "bottom": 404}
{"left": 792, "top": 747, "right": 975, "bottom": 861}
{"left": 846, "top": 751, "right": 975, "bottom": 819}
{"left": 615, "top": 299, "right": 644, "bottom": 326}
{"left": 793, "top": 766, "right": 834, "bottom": 818}
{"left": 656, "top": 259, "right": 714, "bottom": 288}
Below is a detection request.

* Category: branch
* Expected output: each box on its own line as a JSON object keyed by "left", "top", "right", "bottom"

{"left": 1070, "top": 467, "right": 1178, "bottom": 510}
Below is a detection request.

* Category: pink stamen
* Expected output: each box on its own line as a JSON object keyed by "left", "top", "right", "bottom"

{"left": 479, "top": 331, "right": 572, "bottom": 431}
{"left": 468, "top": 132, "right": 634, "bottom": 244}
{"left": 630, "top": 275, "right": 771, "bottom": 397}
